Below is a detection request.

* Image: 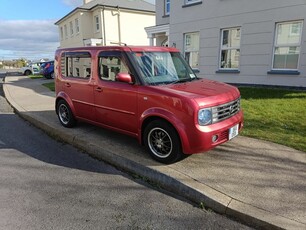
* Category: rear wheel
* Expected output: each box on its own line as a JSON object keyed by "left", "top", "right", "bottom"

{"left": 144, "top": 120, "right": 183, "bottom": 164}
{"left": 56, "top": 100, "right": 76, "bottom": 128}
{"left": 24, "top": 70, "right": 32, "bottom": 76}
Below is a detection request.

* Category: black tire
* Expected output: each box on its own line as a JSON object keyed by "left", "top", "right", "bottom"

{"left": 56, "top": 100, "right": 76, "bottom": 128}
{"left": 44, "top": 72, "right": 54, "bottom": 79}
{"left": 143, "top": 120, "right": 183, "bottom": 164}
{"left": 24, "top": 70, "right": 32, "bottom": 76}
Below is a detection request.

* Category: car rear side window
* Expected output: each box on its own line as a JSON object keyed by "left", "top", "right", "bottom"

{"left": 61, "top": 52, "right": 91, "bottom": 78}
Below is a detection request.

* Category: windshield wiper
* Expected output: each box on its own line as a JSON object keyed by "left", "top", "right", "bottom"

{"left": 170, "top": 78, "right": 195, "bottom": 84}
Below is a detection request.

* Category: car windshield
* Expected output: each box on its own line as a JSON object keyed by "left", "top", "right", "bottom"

{"left": 131, "top": 51, "right": 197, "bottom": 85}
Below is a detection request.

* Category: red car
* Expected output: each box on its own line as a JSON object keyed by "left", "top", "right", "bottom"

{"left": 55, "top": 46, "right": 243, "bottom": 163}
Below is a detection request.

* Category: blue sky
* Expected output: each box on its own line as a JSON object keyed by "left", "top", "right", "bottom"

{"left": 0, "top": 0, "right": 155, "bottom": 61}
{"left": 0, "top": 0, "right": 79, "bottom": 20}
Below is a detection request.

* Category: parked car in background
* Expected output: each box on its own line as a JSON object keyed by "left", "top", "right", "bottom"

{"left": 39, "top": 62, "right": 48, "bottom": 74}
{"left": 19, "top": 62, "right": 42, "bottom": 75}
{"left": 55, "top": 46, "right": 243, "bottom": 164}
{"left": 42, "top": 61, "right": 54, "bottom": 79}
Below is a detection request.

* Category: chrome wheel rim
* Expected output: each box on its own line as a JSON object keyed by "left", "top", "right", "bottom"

{"left": 58, "top": 104, "right": 69, "bottom": 125}
{"left": 148, "top": 127, "right": 173, "bottom": 158}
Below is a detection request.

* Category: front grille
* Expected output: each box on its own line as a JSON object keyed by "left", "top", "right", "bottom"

{"left": 212, "top": 98, "right": 240, "bottom": 123}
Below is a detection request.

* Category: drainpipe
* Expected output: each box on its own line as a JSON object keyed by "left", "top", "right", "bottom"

{"left": 112, "top": 6, "right": 121, "bottom": 45}
{"left": 102, "top": 6, "right": 106, "bottom": 46}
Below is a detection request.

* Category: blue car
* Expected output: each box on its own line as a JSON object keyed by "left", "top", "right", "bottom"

{"left": 43, "top": 61, "right": 54, "bottom": 79}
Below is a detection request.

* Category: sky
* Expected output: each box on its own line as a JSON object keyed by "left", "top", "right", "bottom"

{"left": 0, "top": 0, "right": 155, "bottom": 61}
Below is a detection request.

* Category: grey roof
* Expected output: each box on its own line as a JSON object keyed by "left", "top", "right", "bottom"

{"left": 81, "top": 0, "right": 155, "bottom": 12}
{"left": 55, "top": 0, "right": 155, "bottom": 25}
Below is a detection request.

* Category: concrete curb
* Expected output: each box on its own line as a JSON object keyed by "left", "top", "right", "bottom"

{"left": 3, "top": 77, "right": 305, "bottom": 230}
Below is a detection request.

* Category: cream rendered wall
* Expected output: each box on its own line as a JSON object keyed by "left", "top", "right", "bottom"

{"left": 120, "top": 11, "right": 155, "bottom": 46}
{"left": 168, "top": 0, "right": 306, "bottom": 87}
{"left": 58, "top": 8, "right": 154, "bottom": 48}
{"left": 100, "top": 9, "right": 154, "bottom": 46}
{"left": 58, "top": 11, "right": 93, "bottom": 48}
{"left": 80, "top": 12, "right": 94, "bottom": 41}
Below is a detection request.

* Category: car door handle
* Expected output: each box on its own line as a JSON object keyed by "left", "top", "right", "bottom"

{"left": 65, "top": 83, "right": 71, "bottom": 87}
{"left": 95, "top": 87, "right": 103, "bottom": 92}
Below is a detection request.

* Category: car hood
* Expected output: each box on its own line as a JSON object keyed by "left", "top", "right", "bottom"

{"left": 157, "top": 78, "right": 240, "bottom": 107}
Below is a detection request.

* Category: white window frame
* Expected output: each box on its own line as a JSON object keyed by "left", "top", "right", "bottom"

{"left": 94, "top": 15, "right": 100, "bottom": 32}
{"left": 185, "top": 0, "right": 201, "bottom": 5}
{"left": 60, "top": 27, "right": 64, "bottom": 41}
{"left": 64, "top": 24, "right": 68, "bottom": 39}
{"left": 165, "top": 0, "right": 170, "bottom": 15}
{"left": 272, "top": 20, "right": 303, "bottom": 71}
{"left": 69, "top": 21, "right": 74, "bottom": 36}
{"left": 219, "top": 27, "right": 241, "bottom": 70}
{"left": 184, "top": 32, "right": 200, "bottom": 69}
{"left": 75, "top": 18, "right": 80, "bottom": 34}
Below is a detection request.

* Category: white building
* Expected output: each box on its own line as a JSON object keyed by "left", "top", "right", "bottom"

{"left": 55, "top": 0, "right": 155, "bottom": 47}
{"left": 146, "top": 0, "right": 306, "bottom": 87}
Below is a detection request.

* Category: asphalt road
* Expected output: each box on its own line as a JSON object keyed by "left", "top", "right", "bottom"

{"left": 0, "top": 78, "right": 251, "bottom": 229}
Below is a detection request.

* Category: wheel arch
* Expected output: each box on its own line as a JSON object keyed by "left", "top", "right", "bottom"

{"left": 55, "top": 92, "right": 76, "bottom": 117}
{"left": 139, "top": 108, "right": 189, "bottom": 151}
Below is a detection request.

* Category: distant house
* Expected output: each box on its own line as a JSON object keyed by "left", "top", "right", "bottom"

{"left": 55, "top": 0, "right": 155, "bottom": 47}
{"left": 146, "top": 0, "right": 306, "bottom": 87}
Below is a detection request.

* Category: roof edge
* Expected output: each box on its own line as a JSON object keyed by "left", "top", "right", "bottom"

{"left": 55, "top": 4, "right": 155, "bottom": 25}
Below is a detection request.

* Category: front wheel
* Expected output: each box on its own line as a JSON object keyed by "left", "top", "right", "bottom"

{"left": 45, "top": 72, "right": 54, "bottom": 79}
{"left": 144, "top": 120, "right": 183, "bottom": 164}
{"left": 56, "top": 100, "right": 76, "bottom": 128}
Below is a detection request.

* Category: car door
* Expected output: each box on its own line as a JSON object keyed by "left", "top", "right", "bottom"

{"left": 62, "top": 51, "right": 95, "bottom": 122}
{"left": 94, "top": 51, "right": 138, "bottom": 135}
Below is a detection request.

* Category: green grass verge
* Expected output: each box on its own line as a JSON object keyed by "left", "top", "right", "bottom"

{"left": 239, "top": 87, "right": 306, "bottom": 152}
{"left": 29, "top": 75, "right": 43, "bottom": 79}
{"left": 42, "top": 82, "right": 55, "bottom": 92}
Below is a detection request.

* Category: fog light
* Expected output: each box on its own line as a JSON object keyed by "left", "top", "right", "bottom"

{"left": 212, "top": 135, "right": 218, "bottom": 143}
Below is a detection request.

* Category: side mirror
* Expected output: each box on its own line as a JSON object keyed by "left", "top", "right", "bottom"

{"left": 116, "top": 73, "right": 133, "bottom": 84}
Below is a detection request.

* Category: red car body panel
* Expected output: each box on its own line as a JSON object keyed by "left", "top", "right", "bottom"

{"left": 55, "top": 46, "right": 243, "bottom": 155}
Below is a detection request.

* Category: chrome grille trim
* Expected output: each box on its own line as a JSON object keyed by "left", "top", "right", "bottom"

{"left": 212, "top": 98, "right": 240, "bottom": 123}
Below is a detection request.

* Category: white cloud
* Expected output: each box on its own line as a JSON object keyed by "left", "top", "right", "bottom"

{"left": 0, "top": 20, "right": 59, "bottom": 60}
{"left": 0, "top": 0, "right": 156, "bottom": 60}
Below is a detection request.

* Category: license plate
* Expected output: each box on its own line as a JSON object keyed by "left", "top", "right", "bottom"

{"left": 229, "top": 124, "right": 239, "bottom": 140}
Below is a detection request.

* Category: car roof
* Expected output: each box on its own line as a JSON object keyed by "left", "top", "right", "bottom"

{"left": 56, "top": 46, "right": 179, "bottom": 53}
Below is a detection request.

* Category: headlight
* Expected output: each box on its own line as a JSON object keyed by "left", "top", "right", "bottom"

{"left": 198, "top": 108, "right": 212, "bottom": 126}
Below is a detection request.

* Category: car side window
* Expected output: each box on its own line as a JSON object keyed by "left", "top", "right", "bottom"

{"left": 98, "top": 53, "right": 129, "bottom": 82}
{"left": 61, "top": 52, "right": 91, "bottom": 79}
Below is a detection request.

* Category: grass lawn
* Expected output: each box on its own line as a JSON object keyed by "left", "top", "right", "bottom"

{"left": 29, "top": 74, "right": 43, "bottom": 79}
{"left": 42, "top": 82, "right": 55, "bottom": 92}
{"left": 239, "top": 87, "right": 306, "bottom": 152}
{"left": 37, "top": 81, "right": 306, "bottom": 152}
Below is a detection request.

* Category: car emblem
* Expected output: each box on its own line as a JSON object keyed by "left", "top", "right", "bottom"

{"left": 229, "top": 105, "right": 233, "bottom": 114}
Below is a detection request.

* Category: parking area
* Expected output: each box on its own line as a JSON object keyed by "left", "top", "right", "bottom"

{"left": 3, "top": 75, "right": 306, "bottom": 229}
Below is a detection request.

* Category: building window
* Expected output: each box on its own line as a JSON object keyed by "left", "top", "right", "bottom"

{"left": 272, "top": 21, "right": 303, "bottom": 70}
{"left": 64, "top": 25, "right": 68, "bottom": 39}
{"left": 75, "top": 18, "right": 80, "bottom": 34}
{"left": 184, "top": 32, "right": 200, "bottom": 69}
{"left": 219, "top": 27, "right": 241, "bottom": 70}
{"left": 165, "top": 0, "right": 170, "bottom": 15}
{"left": 60, "top": 27, "right": 64, "bottom": 40}
{"left": 94, "top": 15, "right": 100, "bottom": 32}
{"left": 69, "top": 21, "right": 73, "bottom": 36}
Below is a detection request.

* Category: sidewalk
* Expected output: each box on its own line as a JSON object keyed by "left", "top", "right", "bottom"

{"left": 3, "top": 76, "right": 306, "bottom": 229}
